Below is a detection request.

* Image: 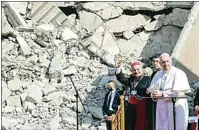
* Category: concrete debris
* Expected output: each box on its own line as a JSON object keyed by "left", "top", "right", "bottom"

{"left": 2, "top": 27, "right": 14, "bottom": 37}
{"left": 164, "top": 8, "right": 190, "bottom": 27}
{"left": 118, "top": 2, "right": 165, "bottom": 11}
{"left": 4, "top": 106, "right": 15, "bottom": 113}
{"left": 1, "top": 1, "right": 196, "bottom": 130}
{"left": 6, "top": 95, "right": 22, "bottom": 107}
{"left": 88, "top": 106, "right": 104, "bottom": 119}
{"left": 82, "top": 2, "right": 111, "bottom": 12}
{"left": 26, "top": 84, "right": 43, "bottom": 104}
{"left": 153, "top": 14, "right": 166, "bottom": 21}
{"left": 24, "top": 101, "right": 36, "bottom": 113}
{"left": 2, "top": 86, "right": 12, "bottom": 103}
{"left": 7, "top": 78, "right": 23, "bottom": 91}
{"left": 4, "top": 2, "right": 28, "bottom": 28}
{"left": 2, "top": 117, "right": 18, "bottom": 130}
{"left": 106, "top": 14, "right": 151, "bottom": 33}
{"left": 141, "top": 25, "right": 181, "bottom": 57}
{"left": 16, "top": 35, "right": 32, "bottom": 56}
{"left": 60, "top": 27, "right": 78, "bottom": 41}
{"left": 63, "top": 66, "right": 77, "bottom": 75}
{"left": 79, "top": 11, "right": 103, "bottom": 32}
{"left": 97, "top": 6, "right": 123, "bottom": 20}
{"left": 49, "top": 114, "right": 62, "bottom": 130}
{"left": 144, "top": 20, "right": 164, "bottom": 31}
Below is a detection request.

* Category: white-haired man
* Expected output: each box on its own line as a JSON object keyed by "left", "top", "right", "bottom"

{"left": 147, "top": 53, "right": 191, "bottom": 130}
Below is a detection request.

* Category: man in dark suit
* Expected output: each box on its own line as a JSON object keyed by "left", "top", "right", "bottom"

{"left": 102, "top": 80, "right": 120, "bottom": 130}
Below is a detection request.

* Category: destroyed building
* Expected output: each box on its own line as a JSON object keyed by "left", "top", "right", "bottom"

{"left": 1, "top": 1, "right": 199, "bottom": 130}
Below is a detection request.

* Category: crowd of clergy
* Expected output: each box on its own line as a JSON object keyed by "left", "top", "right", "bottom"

{"left": 102, "top": 53, "right": 199, "bottom": 130}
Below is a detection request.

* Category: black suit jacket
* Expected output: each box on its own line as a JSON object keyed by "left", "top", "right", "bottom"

{"left": 194, "top": 88, "right": 199, "bottom": 107}
{"left": 102, "top": 91, "right": 120, "bottom": 116}
{"left": 116, "top": 72, "right": 151, "bottom": 97}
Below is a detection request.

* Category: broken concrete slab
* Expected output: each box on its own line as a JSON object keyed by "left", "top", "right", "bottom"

{"left": 165, "top": 1, "right": 193, "bottom": 9}
{"left": 101, "top": 29, "right": 119, "bottom": 55}
{"left": 2, "top": 117, "right": 18, "bottom": 130}
{"left": 9, "top": 2, "right": 27, "bottom": 15}
{"left": 164, "top": 8, "right": 190, "bottom": 27}
{"left": 2, "top": 27, "right": 14, "bottom": 37}
{"left": 123, "top": 30, "right": 135, "bottom": 40}
{"left": 2, "top": 85, "right": 12, "bottom": 103}
{"left": 82, "top": 2, "right": 111, "bottom": 11}
{"left": 117, "top": 35, "right": 144, "bottom": 58}
{"left": 97, "top": 6, "right": 123, "bottom": 20}
{"left": 144, "top": 20, "right": 164, "bottom": 31}
{"left": 41, "top": 84, "right": 57, "bottom": 96}
{"left": 60, "top": 27, "right": 78, "bottom": 41}
{"left": 2, "top": 6, "right": 12, "bottom": 28}
{"left": 27, "top": 55, "right": 38, "bottom": 65}
{"left": 6, "top": 95, "right": 22, "bottom": 107}
{"left": 24, "top": 101, "right": 36, "bottom": 113}
{"left": 2, "top": 39, "right": 15, "bottom": 56}
{"left": 153, "top": 14, "right": 166, "bottom": 21}
{"left": 70, "top": 57, "right": 89, "bottom": 68}
{"left": 138, "top": 31, "right": 153, "bottom": 42}
{"left": 7, "top": 78, "right": 23, "bottom": 91}
{"left": 44, "top": 91, "right": 67, "bottom": 106}
{"left": 28, "top": 2, "right": 67, "bottom": 26}
{"left": 63, "top": 66, "right": 77, "bottom": 75}
{"left": 90, "top": 26, "right": 119, "bottom": 56}
{"left": 106, "top": 14, "right": 151, "bottom": 33}
{"left": 38, "top": 55, "right": 50, "bottom": 68}
{"left": 4, "top": 2, "right": 28, "bottom": 28}
{"left": 79, "top": 11, "right": 103, "bottom": 32}
{"left": 88, "top": 106, "right": 103, "bottom": 119}
{"left": 26, "top": 84, "right": 43, "bottom": 104}
{"left": 118, "top": 2, "right": 165, "bottom": 11}
{"left": 49, "top": 52, "right": 63, "bottom": 73}
{"left": 49, "top": 114, "right": 62, "bottom": 130}
{"left": 3, "top": 106, "right": 15, "bottom": 113}
{"left": 142, "top": 25, "right": 181, "bottom": 57}
{"left": 16, "top": 35, "right": 31, "bottom": 56}
{"left": 37, "top": 23, "right": 55, "bottom": 32}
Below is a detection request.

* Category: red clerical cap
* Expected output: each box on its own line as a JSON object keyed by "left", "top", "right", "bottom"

{"left": 131, "top": 61, "right": 141, "bottom": 68}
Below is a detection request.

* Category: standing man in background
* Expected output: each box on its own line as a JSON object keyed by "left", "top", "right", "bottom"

{"left": 102, "top": 80, "right": 120, "bottom": 130}
{"left": 147, "top": 53, "right": 191, "bottom": 130}
{"left": 147, "top": 53, "right": 162, "bottom": 130}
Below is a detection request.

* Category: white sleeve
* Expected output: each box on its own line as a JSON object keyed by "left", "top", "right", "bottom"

{"left": 163, "top": 70, "right": 191, "bottom": 97}
{"left": 147, "top": 72, "right": 160, "bottom": 92}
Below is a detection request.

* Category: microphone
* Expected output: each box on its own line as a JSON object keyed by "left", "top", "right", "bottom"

{"left": 64, "top": 73, "right": 75, "bottom": 77}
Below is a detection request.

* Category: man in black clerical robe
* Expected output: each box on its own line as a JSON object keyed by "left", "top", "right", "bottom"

{"left": 115, "top": 60, "right": 151, "bottom": 130}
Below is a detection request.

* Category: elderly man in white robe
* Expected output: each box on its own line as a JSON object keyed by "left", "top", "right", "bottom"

{"left": 147, "top": 53, "right": 190, "bottom": 130}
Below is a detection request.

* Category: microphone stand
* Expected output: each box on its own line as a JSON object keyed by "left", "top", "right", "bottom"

{"left": 66, "top": 75, "right": 87, "bottom": 130}
{"left": 134, "top": 95, "right": 187, "bottom": 130}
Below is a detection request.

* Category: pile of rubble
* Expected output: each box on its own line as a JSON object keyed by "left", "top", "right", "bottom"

{"left": 1, "top": 1, "right": 197, "bottom": 130}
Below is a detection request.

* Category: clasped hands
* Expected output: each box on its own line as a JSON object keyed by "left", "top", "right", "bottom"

{"left": 147, "top": 90, "right": 163, "bottom": 98}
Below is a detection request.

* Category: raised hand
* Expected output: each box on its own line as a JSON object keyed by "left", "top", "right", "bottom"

{"left": 114, "top": 55, "right": 121, "bottom": 68}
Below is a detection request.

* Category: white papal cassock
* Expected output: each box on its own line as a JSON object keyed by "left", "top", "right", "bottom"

{"left": 148, "top": 66, "right": 190, "bottom": 130}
